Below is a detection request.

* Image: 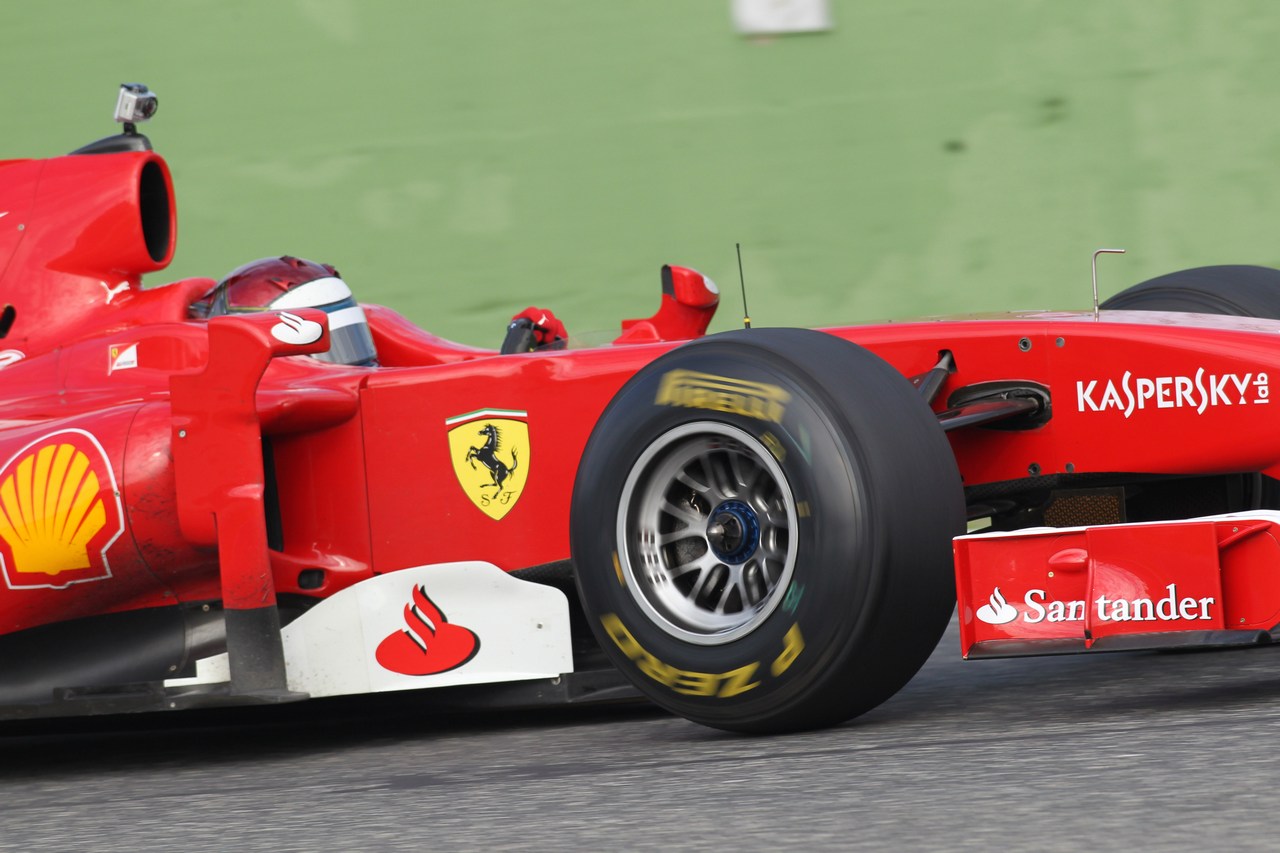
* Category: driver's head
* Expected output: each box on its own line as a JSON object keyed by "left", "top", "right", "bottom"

{"left": 197, "top": 255, "right": 377, "bottom": 366}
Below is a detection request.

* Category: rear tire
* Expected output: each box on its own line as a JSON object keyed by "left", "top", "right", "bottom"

{"left": 570, "top": 329, "right": 964, "bottom": 733}
{"left": 1101, "top": 265, "right": 1280, "bottom": 318}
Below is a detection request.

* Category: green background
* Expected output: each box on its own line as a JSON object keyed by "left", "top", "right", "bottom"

{"left": 6, "top": 1, "right": 1280, "bottom": 346}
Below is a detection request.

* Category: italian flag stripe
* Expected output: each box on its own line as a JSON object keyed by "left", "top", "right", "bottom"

{"left": 444, "top": 408, "right": 528, "bottom": 426}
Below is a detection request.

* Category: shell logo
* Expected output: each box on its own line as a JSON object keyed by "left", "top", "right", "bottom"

{"left": 0, "top": 430, "right": 124, "bottom": 590}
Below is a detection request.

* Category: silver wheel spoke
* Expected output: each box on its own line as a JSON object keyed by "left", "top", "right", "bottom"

{"left": 656, "top": 528, "right": 701, "bottom": 547}
{"left": 698, "top": 450, "right": 732, "bottom": 501}
{"left": 760, "top": 530, "right": 788, "bottom": 560}
{"left": 755, "top": 495, "right": 786, "bottom": 525}
{"left": 617, "top": 423, "right": 800, "bottom": 646}
{"left": 729, "top": 451, "right": 760, "bottom": 496}
{"left": 715, "top": 564, "right": 749, "bottom": 613}
{"left": 690, "top": 563, "right": 724, "bottom": 604}
{"left": 709, "top": 457, "right": 730, "bottom": 501}
{"left": 674, "top": 467, "right": 712, "bottom": 497}
{"left": 658, "top": 498, "right": 704, "bottom": 529}
{"left": 670, "top": 551, "right": 718, "bottom": 580}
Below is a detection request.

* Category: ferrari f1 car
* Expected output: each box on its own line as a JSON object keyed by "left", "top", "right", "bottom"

{"left": 4, "top": 85, "right": 1280, "bottom": 734}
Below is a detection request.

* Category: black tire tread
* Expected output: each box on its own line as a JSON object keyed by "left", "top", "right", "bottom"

{"left": 1101, "top": 265, "right": 1280, "bottom": 318}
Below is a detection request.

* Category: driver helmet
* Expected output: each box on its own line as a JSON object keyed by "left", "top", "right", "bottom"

{"left": 197, "top": 256, "right": 377, "bottom": 366}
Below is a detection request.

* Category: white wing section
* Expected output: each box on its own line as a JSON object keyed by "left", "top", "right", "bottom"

{"left": 168, "top": 562, "right": 573, "bottom": 699}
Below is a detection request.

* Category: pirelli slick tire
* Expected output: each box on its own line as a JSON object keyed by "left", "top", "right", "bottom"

{"left": 570, "top": 328, "right": 964, "bottom": 733}
{"left": 1101, "top": 265, "right": 1280, "bottom": 318}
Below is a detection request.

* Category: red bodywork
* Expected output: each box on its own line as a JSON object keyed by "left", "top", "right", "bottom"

{"left": 4, "top": 141, "right": 1280, "bottom": 709}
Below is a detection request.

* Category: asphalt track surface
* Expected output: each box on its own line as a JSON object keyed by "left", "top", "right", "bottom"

{"left": 2, "top": 616, "right": 1278, "bottom": 853}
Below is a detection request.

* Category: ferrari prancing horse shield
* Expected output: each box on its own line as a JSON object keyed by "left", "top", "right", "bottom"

{"left": 447, "top": 409, "right": 529, "bottom": 520}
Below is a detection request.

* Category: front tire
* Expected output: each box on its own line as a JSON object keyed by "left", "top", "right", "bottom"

{"left": 570, "top": 329, "right": 964, "bottom": 733}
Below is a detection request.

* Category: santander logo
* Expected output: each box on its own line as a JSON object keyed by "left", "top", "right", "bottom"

{"left": 975, "top": 587, "right": 1018, "bottom": 625}
{"left": 376, "top": 584, "right": 480, "bottom": 676}
{"left": 270, "top": 311, "right": 324, "bottom": 346}
{"left": 973, "top": 584, "right": 1217, "bottom": 626}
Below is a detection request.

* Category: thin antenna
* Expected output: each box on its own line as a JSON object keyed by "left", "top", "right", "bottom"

{"left": 736, "top": 242, "right": 751, "bottom": 329}
{"left": 1091, "top": 248, "right": 1126, "bottom": 321}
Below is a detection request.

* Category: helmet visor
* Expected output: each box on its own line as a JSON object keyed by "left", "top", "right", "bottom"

{"left": 318, "top": 303, "right": 378, "bottom": 366}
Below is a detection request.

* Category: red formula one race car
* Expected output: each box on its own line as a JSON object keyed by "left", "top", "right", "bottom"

{"left": 4, "top": 85, "right": 1280, "bottom": 733}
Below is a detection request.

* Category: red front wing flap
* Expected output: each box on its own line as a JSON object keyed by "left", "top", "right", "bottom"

{"left": 955, "top": 513, "right": 1280, "bottom": 658}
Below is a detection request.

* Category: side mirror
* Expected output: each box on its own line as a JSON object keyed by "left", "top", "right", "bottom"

{"left": 615, "top": 265, "right": 720, "bottom": 344}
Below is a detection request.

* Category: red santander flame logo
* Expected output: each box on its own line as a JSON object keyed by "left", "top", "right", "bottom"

{"left": 376, "top": 584, "right": 480, "bottom": 676}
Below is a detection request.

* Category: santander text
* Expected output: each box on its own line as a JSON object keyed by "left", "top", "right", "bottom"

{"left": 1023, "top": 584, "right": 1215, "bottom": 624}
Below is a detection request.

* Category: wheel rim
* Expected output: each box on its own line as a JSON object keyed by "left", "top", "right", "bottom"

{"left": 617, "top": 422, "right": 799, "bottom": 645}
